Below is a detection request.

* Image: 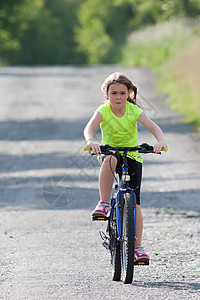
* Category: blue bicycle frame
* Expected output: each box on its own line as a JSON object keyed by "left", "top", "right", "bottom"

{"left": 109, "top": 165, "right": 137, "bottom": 242}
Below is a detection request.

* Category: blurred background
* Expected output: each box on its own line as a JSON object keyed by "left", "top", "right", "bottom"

{"left": 0, "top": 0, "right": 200, "bottom": 131}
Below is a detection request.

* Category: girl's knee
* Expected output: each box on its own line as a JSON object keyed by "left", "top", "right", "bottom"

{"left": 103, "top": 155, "right": 117, "bottom": 168}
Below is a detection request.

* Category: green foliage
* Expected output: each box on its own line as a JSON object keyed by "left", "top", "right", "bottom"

{"left": 120, "top": 18, "right": 199, "bottom": 67}
{"left": 7, "top": 0, "right": 84, "bottom": 64}
{"left": 0, "top": 0, "right": 85, "bottom": 65}
{"left": 75, "top": 0, "right": 200, "bottom": 64}
{"left": 75, "top": 0, "right": 113, "bottom": 64}
{"left": 160, "top": 37, "right": 200, "bottom": 130}
{"left": 0, "top": 0, "right": 200, "bottom": 65}
{"left": 0, "top": 0, "right": 43, "bottom": 51}
{"left": 120, "top": 19, "right": 200, "bottom": 130}
{"left": 75, "top": 0, "right": 133, "bottom": 64}
{"left": 161, "top": 68, "right": 200, "bottom": 130}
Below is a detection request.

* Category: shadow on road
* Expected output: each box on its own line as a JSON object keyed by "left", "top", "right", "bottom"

{"left": 134, "top": 280, "right": 200, "bottom": 291}
{"left": 0, "top": 119, "right": 88, "bottom": 141}
{"left": 152, "top": 117, "right": 196, "bottom": 134}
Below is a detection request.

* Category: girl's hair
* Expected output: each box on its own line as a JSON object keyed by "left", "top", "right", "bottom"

{"left": 101, "top": 72, "right": 138, "bottom": 105}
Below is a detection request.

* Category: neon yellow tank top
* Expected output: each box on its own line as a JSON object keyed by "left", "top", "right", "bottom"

{"left": 97, "top": 101, "right": 143, "bottom": 163}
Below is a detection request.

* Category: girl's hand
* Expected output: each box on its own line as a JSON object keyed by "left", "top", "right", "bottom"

{"left": 154, "top": 141, "right": 168, "bottom": 154}
{"left": 87, "top": 141, "right": 101, "bottom": 155}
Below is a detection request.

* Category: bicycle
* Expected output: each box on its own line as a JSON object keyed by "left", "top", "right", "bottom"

{"left": 83, "top": 143, "right": 164, "bottom": 284}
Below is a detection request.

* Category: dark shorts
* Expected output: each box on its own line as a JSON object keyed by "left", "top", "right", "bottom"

{"left": 98, "top": 154, "right": 142, "bottom": 205}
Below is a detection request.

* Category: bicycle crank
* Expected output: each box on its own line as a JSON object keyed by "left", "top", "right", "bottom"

{"left": 99, "top": 230, "right": 110, "bottom": 250}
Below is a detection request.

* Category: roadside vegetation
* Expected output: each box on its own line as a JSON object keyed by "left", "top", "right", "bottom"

{"left": 120, "top": 19, "right": 200, "bottom": 131}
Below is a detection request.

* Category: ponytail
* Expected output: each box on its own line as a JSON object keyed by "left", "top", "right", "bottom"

{"left": 127, "top": 83, "right": 138, "bottom": 105}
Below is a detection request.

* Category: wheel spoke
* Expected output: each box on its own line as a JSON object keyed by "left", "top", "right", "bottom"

{"left": 121, "top": 193, "right": 135, "bottom": 284}
{"left": 109, "top": 206, "right": 121, "bottom": 281}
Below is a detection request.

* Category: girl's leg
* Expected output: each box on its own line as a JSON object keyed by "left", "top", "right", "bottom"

{"left": 135, "top": 205, "right": 149, "bottom": 261}
{"left": 127, "top": 159, "right": 143, "bottom": 246}
{"left": 128, "top": 159, "right": 149, "bottom": 260}
{"left": 99, "top": 155, "right": 117, "bottom": 202}
{"left": 92, "top": 155, "right": 117, "bottom": 216}
{"left": 135, "top": 204, "right": 143, "bottom": 246}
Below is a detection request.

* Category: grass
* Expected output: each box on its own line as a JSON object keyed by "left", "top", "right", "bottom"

{"left": 163, "top": 38, "right": 200, "bottom": 128}
{"left": 120, "top": 18, "right": 200, "bottom": 131}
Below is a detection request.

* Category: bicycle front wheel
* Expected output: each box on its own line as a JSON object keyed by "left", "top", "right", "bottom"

{"left": 121, "top": 192, "right": 135, "bottom": 284}
{"left": 109, "top": 204, "right": 121, "bottom": 281}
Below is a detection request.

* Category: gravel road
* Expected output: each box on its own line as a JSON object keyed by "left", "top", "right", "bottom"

{"left": 0, "top": 66, "right": 199, "bottom": 299}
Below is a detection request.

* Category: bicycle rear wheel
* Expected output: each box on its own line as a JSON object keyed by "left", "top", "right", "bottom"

{"left": 121, "top": 192, "right": 135, "bottom": 284}
{"left": 109, "top": 204, "right": 121, "bottom": 281}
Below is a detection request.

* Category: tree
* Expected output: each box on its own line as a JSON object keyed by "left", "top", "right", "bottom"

{"left": 0, "top": 0, "right": 43, "bottom": 52}
{"left": 1, "top": 0, "right": 85, "bottom": 65}
{"left": 75, "top": 0, "right": 134, "bottom": 64}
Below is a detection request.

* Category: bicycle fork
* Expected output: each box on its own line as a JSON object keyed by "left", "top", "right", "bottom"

{"left": 116, "top": 190, "right": 137, "bottom": 243}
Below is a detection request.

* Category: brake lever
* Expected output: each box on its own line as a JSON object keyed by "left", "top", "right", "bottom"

{"left": 91, "top": 150, "right": 113, "bottom": 156}
{"left": 139, "top": 149, "right": 161, "bottom": 154}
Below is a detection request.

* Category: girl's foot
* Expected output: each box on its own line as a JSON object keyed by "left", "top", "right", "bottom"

{"left": 134, "top": 246, "right": 150, "bottom": 262}
{"left": 91, "top": 200, "right": 109, "bottom": 217}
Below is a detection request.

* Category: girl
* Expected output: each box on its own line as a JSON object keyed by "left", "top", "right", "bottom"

{"left": 84, "top": 72, "right": 167, "bottom": 262}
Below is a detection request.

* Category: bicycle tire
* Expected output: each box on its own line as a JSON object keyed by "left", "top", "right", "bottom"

{"left": 109, "top": 203, "right": 121, "bottom": 281}
{"left": 121, "top": 192, "right": 135, "bottom": 284}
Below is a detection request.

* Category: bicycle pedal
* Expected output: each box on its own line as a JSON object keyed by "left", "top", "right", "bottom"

{"left": 134, "top": 260, "right": 149, "bottom": 266}
{"left": 92, "top": 216, "right": 109, "bottom": 221}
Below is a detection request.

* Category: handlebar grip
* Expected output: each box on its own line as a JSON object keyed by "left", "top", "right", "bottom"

{"left": 160, "top": 146, "right": 168, "bottom": 151}
{"left": 152, "top": 146, "right": 168, "bottom": 153}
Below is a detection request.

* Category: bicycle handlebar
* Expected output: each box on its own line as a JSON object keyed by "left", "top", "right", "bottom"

{"left": 83, "top": 143, "right": 168, "bottom": 154}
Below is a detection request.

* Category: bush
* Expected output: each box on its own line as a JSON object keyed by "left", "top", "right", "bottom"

{"left": 120, "top": 18, "right": 200, "bottom": 130}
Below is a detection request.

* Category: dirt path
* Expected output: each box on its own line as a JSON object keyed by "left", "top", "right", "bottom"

{"left": 0, "top": 66, "right": 199, "bottom": 299}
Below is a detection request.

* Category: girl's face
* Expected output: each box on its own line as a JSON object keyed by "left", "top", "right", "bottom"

{"left": 107, "top": 83, "right": 129, "bottom": 110}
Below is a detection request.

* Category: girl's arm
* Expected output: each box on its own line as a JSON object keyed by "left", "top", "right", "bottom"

{"left": 84, "top": 111, "right": 103, "bottom": 155}
{"left": 138, "top": 112, "right": 167, "bottom": 153}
